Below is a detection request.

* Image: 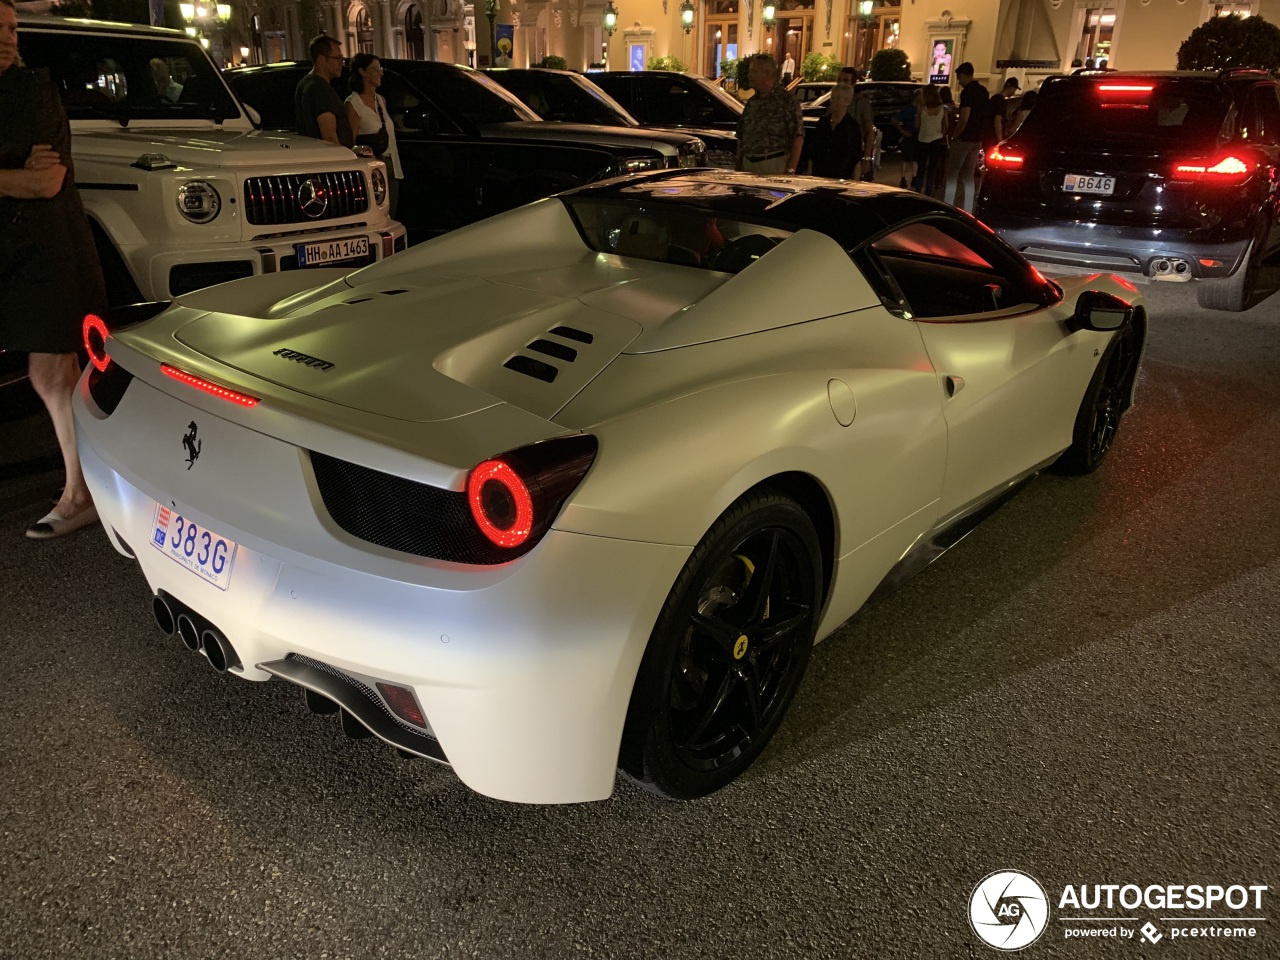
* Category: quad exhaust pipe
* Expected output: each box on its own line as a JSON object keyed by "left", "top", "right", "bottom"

{"left": 1151, "top": 257, "right": 1191, "bottom": 281}
{"left": 152, "top": 591, "right": 241, "bottom": 673}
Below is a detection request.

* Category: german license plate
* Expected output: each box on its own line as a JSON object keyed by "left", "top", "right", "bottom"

{"left": 1063, "top": 174, "right": 1116, "bottom": 195}
{"left": 150, "top": 503, "right": 237, "bottom": 590}
{"left": 296, "top": 236, "right": 369, "bottom": 267}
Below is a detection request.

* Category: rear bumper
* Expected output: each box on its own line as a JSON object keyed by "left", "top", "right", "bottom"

{"left": 73, "top": 373, "right": 690, "bottom": 804}
{"left": 983, "top": 215, "right": 1251, "bottom": 280}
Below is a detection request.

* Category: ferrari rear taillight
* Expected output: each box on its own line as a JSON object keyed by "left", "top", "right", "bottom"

{"left": 986, "top": 146, "right": 1025, "bottom": 170}
{"left": 83, "top": 314, "right": 110, "bottom": 372}
{"left": 465, "top": 435, "right": 598, "bottom": 553}
{"left": 1171, "top": 154, "right": 1254, "bottom": 185}
{"left": 468, "top": 460, "right": 535, "bottom": 548}
{"left": 161, "top": 364, "right": 260, "bottom": 407}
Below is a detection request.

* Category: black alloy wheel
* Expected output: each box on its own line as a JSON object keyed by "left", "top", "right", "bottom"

{"left": 620, "top": 491, "right": 823, "bottom": 799}
{"left": 1056, "top": 324, "right": 1139, "bottom": 475}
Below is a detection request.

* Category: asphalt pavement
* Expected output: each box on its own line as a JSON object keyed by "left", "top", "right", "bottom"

{"left": 0, "top": 277, "right": 1277, "bottom": 960}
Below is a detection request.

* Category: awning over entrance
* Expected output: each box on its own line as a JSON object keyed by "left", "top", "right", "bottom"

{"left": 995, "top": 0, "right": 1062, "bottom": 68}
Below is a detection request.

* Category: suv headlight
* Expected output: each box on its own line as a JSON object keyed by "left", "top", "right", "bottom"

{"left": 372, "top": 166, "right": 388, "bottom": 207}
{"left": 176, "top": 180, "right": 221, "bottom": 224}
{"left": 679, "top": 139, "right": 707, "bottom": 168}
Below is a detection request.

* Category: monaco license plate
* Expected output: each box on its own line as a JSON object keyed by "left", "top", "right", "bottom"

{"left": 1063, "top": 173, "right": 1116, "bottom": 195}
{"left": 296, "top": 235, "right": 369, "bottom": 267}
{"left": 150, "top": 503, "right": 237, "bottom": 590}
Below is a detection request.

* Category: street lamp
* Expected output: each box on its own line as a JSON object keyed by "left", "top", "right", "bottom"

{"left": 180, "top": 1, "right": 233, "bottom": 64}
{"left": 603, "top": 0, "right": 619, "bottom": 35}
{"left": 857, "top": 0, "right": 874, "bottom": 20}
{"left": 485, "top": 0, "right": 498, "bottom": 66}
{"left": 762, "top": 1, "right": 776, "bottom": 31}
{"left": 680, "top": 0, "right": 694, "bottom": 33}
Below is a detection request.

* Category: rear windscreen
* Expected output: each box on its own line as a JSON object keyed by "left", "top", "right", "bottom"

{"left": 1018, "top": 80, "right": 1231, "bottom": 143}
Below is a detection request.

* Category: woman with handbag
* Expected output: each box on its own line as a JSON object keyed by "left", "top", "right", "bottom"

{"left": 345, "top": 54, "right": 402, "bottom": 218}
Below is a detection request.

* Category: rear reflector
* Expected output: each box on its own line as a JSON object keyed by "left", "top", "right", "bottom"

{"left": 376, "top": 682, "right": 427, "bottom": 728}
{"left": 1199, "top": 258, "right": 1223, "bottom": 268}
{"left": 161, "top": 364, "right": 259, "bottom": 407}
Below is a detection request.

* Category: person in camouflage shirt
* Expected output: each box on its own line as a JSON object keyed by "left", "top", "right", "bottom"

{"left": 735, "top": 55, "right": 804, "bottom": 176}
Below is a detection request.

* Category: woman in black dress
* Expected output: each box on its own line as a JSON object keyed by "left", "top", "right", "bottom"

{"left": 0, "top": 0, "right": 108, "bottom": 538}
{"left": 804, "top": 85, "right": 861, "bottom": 180}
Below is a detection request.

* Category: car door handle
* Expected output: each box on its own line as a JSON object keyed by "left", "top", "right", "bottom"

{"left": 945, "top": 375, "right": 965, "bottom": 398}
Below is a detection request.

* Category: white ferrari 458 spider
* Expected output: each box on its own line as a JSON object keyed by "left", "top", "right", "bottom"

{"left": 74, "top": 171, "right": 1145, "bottom": 804}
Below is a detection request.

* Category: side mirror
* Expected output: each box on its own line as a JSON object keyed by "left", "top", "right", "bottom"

{"left": 243, "top": 103, "right": 262, "bottom": 128}
{"left": 1070, "top": 289, "right": 1133, "bottom": 332}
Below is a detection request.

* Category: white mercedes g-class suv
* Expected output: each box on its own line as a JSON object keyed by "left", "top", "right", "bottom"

{"left": 17, "top": 16, "right": 406, "bottom": 305}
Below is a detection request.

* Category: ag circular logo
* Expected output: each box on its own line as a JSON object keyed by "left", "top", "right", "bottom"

{"left": 969, "top": 870, "right": 1050, "bottom": 951}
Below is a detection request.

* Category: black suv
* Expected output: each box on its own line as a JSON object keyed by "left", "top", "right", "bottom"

{"left": 486, "top": 67, "right": 737, "bottom": 167}
{"left": 589, "top": 70, "right": 744, "bottom": 136}
{"left": 976, "top": 70, "right": 1280, "bottom": 311}
{"left": 228, "top": 61, "right": 707, "bottom": 244}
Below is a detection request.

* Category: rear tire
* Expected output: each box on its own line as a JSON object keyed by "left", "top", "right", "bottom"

{"left": 1055, "top": 324, "right": 1140, "bottom": 475}
{"left": 1197, "top": 218, "right": 1266, "bottom": 312}
{"left": 619, "top": 491, "right": 823, "bottom": 800}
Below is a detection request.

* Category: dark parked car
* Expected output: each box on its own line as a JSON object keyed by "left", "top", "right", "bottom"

{"left": 976, "top": 70, "right": 1280, "bottom": 311}
{"left": 590, "top": 70, "right": 744, "bottom": 137}
{"left": 227, "top": 60, "right": 707, "bottom": 244}
{"left": 486, "top": 67, "right": 737, "bottom": 167}
{"left": 791, "top": 80, "right": 835, "bottom": 105}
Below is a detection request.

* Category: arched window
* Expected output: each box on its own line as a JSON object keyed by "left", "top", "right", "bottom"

{"left": 405, "top": 5, "right": 425, "bottom": 60}
{"left": 356, "top": 6, "right": 375, "bottom": 54}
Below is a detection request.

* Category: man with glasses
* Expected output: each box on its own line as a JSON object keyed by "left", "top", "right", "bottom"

{"left": 295, "top": 35, "right": 354, "bottom": 148}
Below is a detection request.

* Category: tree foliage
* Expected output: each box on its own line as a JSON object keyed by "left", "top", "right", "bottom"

{"left": 647, "top": 55, "right": 688, "bottom": 73}
{"left": 539, "top": 55, "right": 568, "bottom": 70}
{"left": 869, "top": 48, "right": 911, "bottom": 81}
{"left": 1177, "top": 14, "right": 1280, "bottom": 76}
{"left": 800, "top": 52, "right": 840, "bottom": 82}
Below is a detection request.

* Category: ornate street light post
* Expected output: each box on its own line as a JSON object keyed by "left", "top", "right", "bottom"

{"left": 179, "top": 2, "right": 233, "bottom": 63}
{"left": 485, "top": 0, "right": 499, "bottom": 66}
{"left": 602, "top": 0, "right": 618, "bottom": 67}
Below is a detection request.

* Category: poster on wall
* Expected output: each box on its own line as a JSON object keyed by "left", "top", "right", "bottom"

{"left": 928, "top": 39, "right": 953, "bottom": 85}
{"left": 629, "top": 43, "right": 646, "bottom": 71}
{"left": 495, "top": 23, "right": 515, "bottom": 66}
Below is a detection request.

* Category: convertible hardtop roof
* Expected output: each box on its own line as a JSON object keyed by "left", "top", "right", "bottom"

{"left": 564, "top": 170, "right": 956, "bottom": 250}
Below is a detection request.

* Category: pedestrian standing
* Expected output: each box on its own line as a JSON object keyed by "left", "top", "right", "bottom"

{"left": 944, "top": 62, "right": 988, "bottom": 213}
{"left": 1007, "top": 88, "right": 1037, "bottom": 137}
{"left": 892, "top": 87, "right": 922, "bottom": 188}
{"left": 805, "top": 86, "right": 860, "bottom": 179}
{"left": 833, "top": 66, "right": 877, "bottom": 180}
{"left": 986, "top": 76, "right": 1019, "bottom": 151}
{"left": 0, "top": 0, "right": 107, "bottom": 539}
{"left": 296, "top": 34, "right": 353, "bottom": 148}
{"left": 915, "top": 84, "right": 948, "bottom": 196}
{"left": 735, "top": 55, "right": 804, "bottom": 175}
{"left": 781, "top": 53, "right": 795, "bottom": 85}
{"left": 345, "top": 53, "right": 402, "bottom": 217}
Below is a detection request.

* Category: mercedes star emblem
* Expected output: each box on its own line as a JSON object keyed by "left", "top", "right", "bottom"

{"left": 297, "top": 179, "right": 329, "bottom": 219}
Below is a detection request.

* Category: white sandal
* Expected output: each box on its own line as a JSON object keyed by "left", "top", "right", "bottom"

{"left": 25, "top": 505, "right": 99, "bottom": 540}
